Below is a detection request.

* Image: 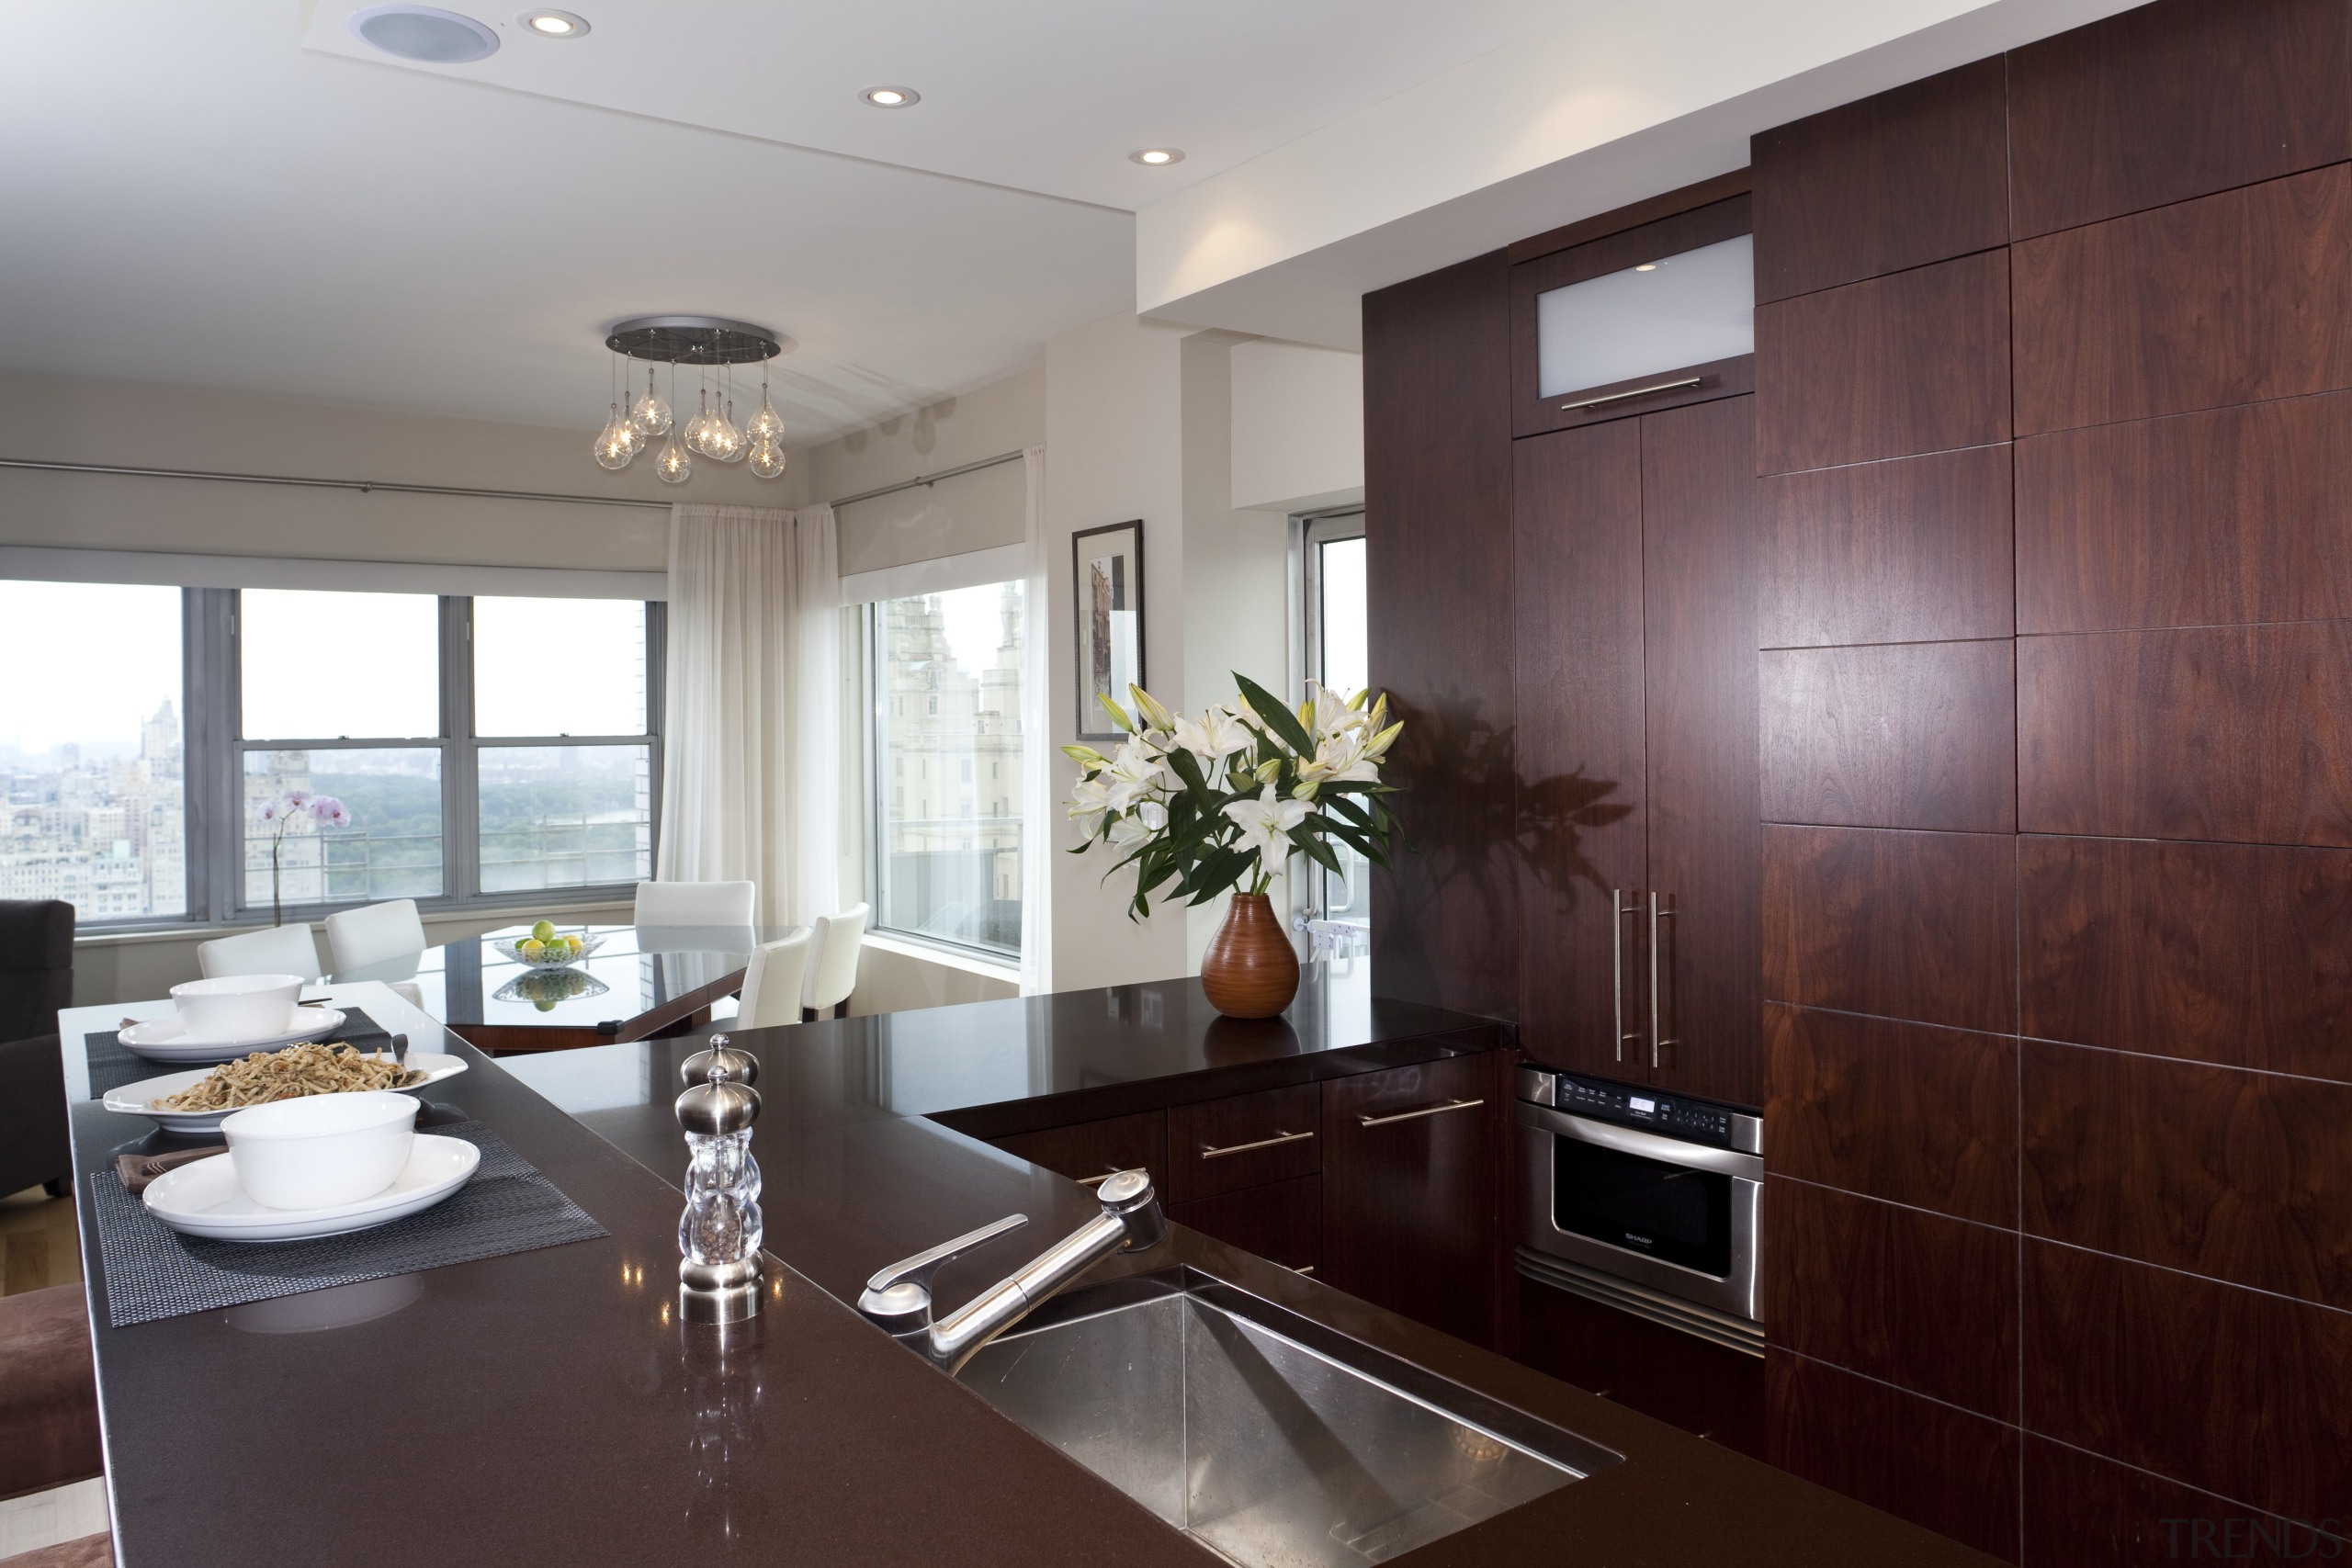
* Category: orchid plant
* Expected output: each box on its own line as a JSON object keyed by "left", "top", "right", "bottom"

{"left": 1065, "top": 674, "right": 1401, "bottom": 920}
{"left": 256, "top": 788, "right": 351, "bottom": 927}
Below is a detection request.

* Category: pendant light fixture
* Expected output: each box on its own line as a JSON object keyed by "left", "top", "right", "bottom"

{"left": 594, "top": 317, "right": 786, "bottom": 484}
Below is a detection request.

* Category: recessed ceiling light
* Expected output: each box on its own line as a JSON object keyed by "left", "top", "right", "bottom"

{"left": 520, "top": 8, "right": 589, "bottom": 36}
{"left": 1634, "top": 263, "right": 1658, "bottom": 272}
{"left": 347, "top": 5, "right": 500, "bottom": 63}
{"left": 1130, "top": 148, "right": 1184, "bottom": 166}
{"left": 860, "top": 85, "right": 920, "bottom": 107}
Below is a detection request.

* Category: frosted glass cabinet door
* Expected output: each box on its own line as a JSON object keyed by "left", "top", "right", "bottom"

{"left": 1536, "top": 235, "right": 1756, "bottom": 400}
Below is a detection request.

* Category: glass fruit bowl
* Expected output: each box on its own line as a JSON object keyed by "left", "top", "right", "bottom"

{"left": 492, "top": 932, "right": 605, "bottom": 969}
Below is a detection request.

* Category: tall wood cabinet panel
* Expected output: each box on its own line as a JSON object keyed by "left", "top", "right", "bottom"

{"left": 1759, "top": 445, "right": 2015, "bottom": 649}
{"left": 1758, "top": 639, "right": 2017, "bottom": 834}
{"left": 1513, "top": 396, "right": 1759, "bottom": 1104}
{"left": 1639, "top": 397, "right": 1761, "bottom": 1105}
{"left": 2018, "top": 621, "right": 2352, "bottom": 847}
{"left": 2019, "top": 1037, "right": 2352, "bottom": 1309}
{"left": 1511, "top": 421, "right": 1647, "bottom": 1079}
{"left": 1755, "top": 250, "right": 2010, "bottom": 474}
{"left": 2021, "top": 1238, "right": 2352, "bottom": 1528}
{"left": 1751, "top": 59, "right": 2009, "bottom": 304}
{"left": 1766, "top": 1351, "right": 2021, "bottom": 1562}
{"left": 2018, "top": 834, "right": 2352, "bottom": 1082}
{"left": 2011, "top": 165, "right": 2352, "bottom": 435}
{"left": 1364, "top": 253, "right": 1521, "bottom": 1021}
{"left": 1763, "top": 1003, "right": 2018, "bottom": 1228}
{"left": 2016, "top": 394, "right": 2352, "bottom": 634}
{"left": 2006, "top": 0, "right": 2352, "bottom": 240}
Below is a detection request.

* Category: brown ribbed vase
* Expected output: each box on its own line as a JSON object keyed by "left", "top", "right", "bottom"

{"left": 1199, "top": 893, "right": 1300, "bottom": 1019}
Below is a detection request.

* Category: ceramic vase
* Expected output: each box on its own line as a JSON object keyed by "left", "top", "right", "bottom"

{"left": 1199, "top": 892, "right": 1301, "bottom": 1019}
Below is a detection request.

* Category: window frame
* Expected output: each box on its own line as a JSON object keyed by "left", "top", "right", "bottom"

{"left": 18, "top": 584, "right": 662, "bottom": 933}
{"left": 859, "top": 587, "right": 1024, "bottom": 965}
{"left": 1292, "top": 509, "right": 1368, "bottom": 933}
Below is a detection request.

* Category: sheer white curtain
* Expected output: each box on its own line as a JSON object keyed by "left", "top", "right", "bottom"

{"left": 659, "top": 502, "right": 841, "bottom": 927}
{"left": 1018, "top": 446, "right": 1055, "bottom": 995}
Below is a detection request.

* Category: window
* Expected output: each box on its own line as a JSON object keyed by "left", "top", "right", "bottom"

{"left": 868, "top": 581, "right": 1023, "bottom": 958}
{"left": 0, "top": 581, "right": 187, "bottom": 923}
{"left": 0, "top": 578, "right": 660, "bottom": 929}
{"left": 470, "top": 597, "right": 653, "bottom": 895}
{"left": 1301, "top": 513, "right": 1370, "bottom": 933}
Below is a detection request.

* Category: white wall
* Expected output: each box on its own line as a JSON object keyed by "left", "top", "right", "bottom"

{"left": 1229, "top": 340, "right": 1365, "bottom": 514}
{"left": 803, "top": 367, "right": 1044, "bottom": 507}
{"left": 1044, "top": 313, "right": 1194, "bottom": 988}
{"left": 0, "top": 372, "right": 805, "bottom": 574}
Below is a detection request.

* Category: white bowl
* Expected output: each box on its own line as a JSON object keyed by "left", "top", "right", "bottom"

{"left": 169, "top": 973, "right": 304, "bottom": 1044}
{"left": 222, "top": 1090, "right": 419, "bottom": 1210}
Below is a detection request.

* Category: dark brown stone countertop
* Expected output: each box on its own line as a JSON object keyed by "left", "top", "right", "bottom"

{"left": 69, "top": 970, "right": 1996, "bottom": 1567}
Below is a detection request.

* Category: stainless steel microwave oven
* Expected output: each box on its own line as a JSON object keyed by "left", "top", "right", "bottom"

{"left": 1516, "top": 1066, "right": 1763, "bottom": 1356}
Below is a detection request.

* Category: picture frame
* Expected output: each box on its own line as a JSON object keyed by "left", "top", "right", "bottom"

{"left": 1071, "top": 519, "right": 1145, "bottom": 742}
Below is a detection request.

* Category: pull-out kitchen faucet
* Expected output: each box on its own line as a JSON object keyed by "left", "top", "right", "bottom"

{"left": 854, "top": 1169, "right": 1166, "bottom": 1371}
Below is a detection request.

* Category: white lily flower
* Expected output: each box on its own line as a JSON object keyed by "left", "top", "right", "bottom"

{"left": 1172, "top": 705, "right": 1252, "bottom": 763}
{"left": 1304, "top": 681, "right": 1368, "bottom": 743}
{"left": 1135, "top": 800, "right": 1169, "bottom": 830}
{"left": 1101, "top": 736, "right": 1171, "bottom": 814}
{"left": 1298, "top": 727, "right": 1378, "bottom": 784}
{"left": 1223, "top": 784, "right": 1311, "bottom": 865}
{"left": 1067, "top": 773, "right": 1112, "bottom": 839}
{"left": 1107, "top": 813, "right": 1156, "bottom": 852}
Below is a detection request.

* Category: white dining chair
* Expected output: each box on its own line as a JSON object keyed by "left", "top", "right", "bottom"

{"left": 197, "top": 922, "right": 321, "bottom": 982}
{"left": 801, "top": 902, "right": 869, "bottom": 1021}
{"left": 634, "top": 880, "right": 757, "bottom": 927}
{"left": 323, "top": 898, "right": 427, "bottom": 975}
{"left": 732, "top": 931, "right": 813, "bottom": 1032}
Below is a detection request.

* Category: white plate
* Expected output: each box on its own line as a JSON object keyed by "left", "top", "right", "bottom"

{"left": 141, "top": 1134, "right": 481, "bottom": 1242}
{"left": 102, "top": 1054, "right": 470, "bottom": 1134}
{"left": 117, "top": 1006, "right": 346, "bottom": 1064}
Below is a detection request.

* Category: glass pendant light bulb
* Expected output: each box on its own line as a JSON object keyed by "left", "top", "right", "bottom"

{"left": 685, "top": 388, "right": 716, "bottom": 457}
{"left": 746, "top": 384, "right": 785, "bottom": 443}
{"left": 631, "top": 366, "right": 673, "bottom": 437}
{"left": 656, "top": 425, "right": 692, "bottom": 484}
{"left": 748, "top": 434, "right": 787, "bottom": 480}
{"left": 594, "top": 403, "right": 636, "bottom": 470}
{"left": 716, "top": 397, "right": 746, "bottom": 462}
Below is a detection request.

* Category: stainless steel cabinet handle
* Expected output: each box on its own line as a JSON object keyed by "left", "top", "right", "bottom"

{"left": 1649, "top": 890, "right": 1677, "bottom": 1068}
{"left": 1076, "top": 1170, "right": 1118, "bottom": 1186}
{"left": 1294, "top": 1264, "right": 1316, "bottom": 1276}
{"left": 1559, "top": 376, "right": 1702, "bottom": 412}
{"left": 1611, "top": 888, "right": 1642, "bottom": 1063}
{"left": 1198, "top": 1129, "right": 1316, "bottom": 1160}
{"left": 1359, "top": 1098, "right": 1485, "bottom": 1128}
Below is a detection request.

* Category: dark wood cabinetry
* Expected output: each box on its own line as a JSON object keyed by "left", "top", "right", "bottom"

{"left": 1514, "top": 395, "right": 1760, "bottom": 1106}
{"left": 1320, "top": 1053, "right": 1504, "bottom": 1347}
{"left": 988, "top": 1056, "right": 1503, "bottom": 1347}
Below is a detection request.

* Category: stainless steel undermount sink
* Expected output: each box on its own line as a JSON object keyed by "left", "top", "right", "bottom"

{"left": 956, "top": 1269, "right": 1622, "bottom": 1567}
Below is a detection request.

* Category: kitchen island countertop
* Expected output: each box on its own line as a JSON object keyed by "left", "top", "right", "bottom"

{"left": 65, "top": 965, "right": 1996, "bottom": 1567}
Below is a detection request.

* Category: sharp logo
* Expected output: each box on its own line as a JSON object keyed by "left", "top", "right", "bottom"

{"left": 1623, "top": 1232, "right": 1654, "bottom": 1248}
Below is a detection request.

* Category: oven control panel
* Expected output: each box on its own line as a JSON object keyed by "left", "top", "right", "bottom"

{"left": 1524, "top": 1068, "right": 1750, "bottom": 1150}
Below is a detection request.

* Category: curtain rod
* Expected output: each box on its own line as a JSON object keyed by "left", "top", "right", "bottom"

{"left": 0, "top": 457, "right": 673, "bottom": 511}
{"left": 828, "top": 449, "right": 1024, "bottom": 510}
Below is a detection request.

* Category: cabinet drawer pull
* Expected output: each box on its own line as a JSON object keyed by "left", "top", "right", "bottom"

{"left": 1198, "top": 1129, "right": 1316, "bottom": 1160}
{"left": 1076, "top": 1171, "right": 1117, "bottom": 1186}
{"left": 1560, "top": 376, "right": 1701, "bottom": 412}
{"left": 1358, "top": 1097, "right": 1484, "bottom": 1128}
{"left": 1294, "top": 1265, "right": 1315, "bottom": 1276}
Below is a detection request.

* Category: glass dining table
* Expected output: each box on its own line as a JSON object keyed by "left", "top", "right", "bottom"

{"left": 330, "top": 922, "right": 798, "bottom": 1054}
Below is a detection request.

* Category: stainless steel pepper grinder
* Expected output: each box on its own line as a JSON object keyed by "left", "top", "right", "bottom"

{"left": 675, "top": 1036, "right": 763, "bottom": 1324}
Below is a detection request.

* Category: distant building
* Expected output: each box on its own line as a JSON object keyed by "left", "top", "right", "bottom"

{"left": 878, "top": 584, "right": 1024, "bottom": 949}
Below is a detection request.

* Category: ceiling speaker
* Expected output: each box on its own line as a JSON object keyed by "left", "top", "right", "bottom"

{"left": 347, "top": 6, "right": 500, "bottom": 63}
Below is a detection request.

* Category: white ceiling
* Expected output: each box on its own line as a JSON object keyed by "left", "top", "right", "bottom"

{"left": 0, "top": 0, "right": 1598, "bottom": 445}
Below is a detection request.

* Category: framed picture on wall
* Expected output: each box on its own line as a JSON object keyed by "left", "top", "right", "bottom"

{"left": 1072, "top": 519, "right": 1145, "bottom": 741}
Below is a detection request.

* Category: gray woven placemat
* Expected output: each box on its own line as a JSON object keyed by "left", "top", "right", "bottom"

{"left": 84, "top": 1008, "right": 392, "bottom": 1100}
{"left": 88, "top": 1120, "right": 607, "bottom": 1327}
